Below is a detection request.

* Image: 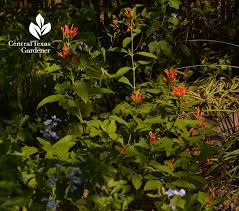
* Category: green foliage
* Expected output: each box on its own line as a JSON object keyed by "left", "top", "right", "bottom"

{"left": 1, "top": 0, "right": 239, "bottom": 210}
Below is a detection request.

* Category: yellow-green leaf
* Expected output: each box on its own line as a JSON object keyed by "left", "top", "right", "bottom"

{"left": 136, "top": 51, "right": 158, "bottom": 59}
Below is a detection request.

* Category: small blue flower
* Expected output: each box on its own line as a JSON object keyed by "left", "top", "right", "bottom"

{"left": 165, "top": 188, "right": 186, "bottom": 197}
{"left": 67, "top": 167, "right": 82, "bottom": 192}
{"left": 41, "top": 198, "right": 57, "bottom": 211}
{"left": 51, "top": 115, "right": 61, "bottom": 127}
{"left": 70, "top": 184, "right": 78, "bottom": 193}
{"left": 165, "top": 189, "right": 175, "bottom": 197}
{"left": 47, "top": 176, "right": 58, "bottom": 185}
{"left": 72, "top": 176, "right": 82, "bottom": 186}
{"left": 178, "top": 189, "right": 186, "bottom": 197}
{"left": 43, "top": 119, "right": 52, "bottom": 126}
{"left": 47, "top": 199, "right": 57, "bottom": 211}
{"left": 170, "top": 202, "right": 176, "bottom": 210}
{"left": 50, "top": 131, "right": 58, "bottom": 139}
{"left": 41, "top": 128, "right": 50, "bottom": 138}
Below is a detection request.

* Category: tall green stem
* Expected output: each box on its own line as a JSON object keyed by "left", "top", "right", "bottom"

{"left": 69, "top": 68, "right": 84, "bottom": 124}
{"left": 130, "top": 19, "right": 136, "bottom": 91}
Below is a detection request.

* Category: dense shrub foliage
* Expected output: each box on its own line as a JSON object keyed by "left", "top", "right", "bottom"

{"left": 0, "top": 1, "right": 239, "bottom": 210}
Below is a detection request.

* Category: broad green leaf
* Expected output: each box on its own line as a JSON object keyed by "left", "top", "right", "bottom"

{"left": 122, "top": 37, "right": 132, "bottom": 48}
{"left": 37, "top": 94, "right": 64, "bottom": 110}
{"left": 144, "top": 180, "right": 162, "bottom": 191}
{"left": 136, "top": 51, "right": 158, "bottom": 59}
{"left": 14, "top": 146, "right": 38, "bottom": 158}
{"left": 45, "top": 64, "right": 61, "bottom": 73}
{"left": 96, "top": 88, "right": 114, "bottom": 94}
{"left": 145, "top": 89, "right": 161, "bottom": 94}
{"left": 172, "top": 180, "right": 197, "bottom": 189}
{"left": 22, "top": 172, "right": 37, "bottom": 188}
{"left": 37, "top": 137, "right": 52, "bottom": 151}
{"left": 132, "top": 174, "right": 143, "bottom": 190}
{"left": 118, "top": 76, "right": 133, "bottom": 87}
{"left": 148, "top": 41, "right": 161, "bottom": 55}
{"left": 52, "top": 135, "right": 76, "bottom": 161}
{"left": 197, "top": 192, "right": 210, "bottom": 203}
{"left": 171, "top": 197, "right": 186, "bottom": 209}
{"left": 169, "top": 0, "right": 181, "bottom": 9}
{"left": 74, "top": 81, "right": 89, "bottom": 104}
{"left": 107, "top": 120, "right": 117, "bottom": 134}
{"left": 158, "top": 40, "right": 173, "bottom": 57}
{"left": 110, "top": 115, "right": 129, "bottom": 128}
{"left": 155, "top": 165, "right": 173, "bottom": 175}
{"left": 114, "top": 67, "right": 132, "bottom": 78}
{"left": 134, "top": 139, "right": 149, "bottom": 149}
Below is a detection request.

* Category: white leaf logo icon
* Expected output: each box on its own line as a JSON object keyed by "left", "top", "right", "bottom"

{"left": 29, "top": 14, "right": 51, "bottom": 40}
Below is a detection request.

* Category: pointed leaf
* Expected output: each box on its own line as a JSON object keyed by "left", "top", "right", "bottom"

{"left": 118, "top": 76, "right": 133, "bottom": 88}
{"left": 41, "top": 23, "right": 51, "bottom": 35}
{"left": 73, "top": 81, "right": 89, "bottom": 104}
{"left": 108, "top": 47, "right": 128, "bottom": 54}
{"left": 132, "top": 174, "right": 143, "bottom": 190}
{"left": 172, "top": 180, "right": 197, "bottom": 190}
{"left": 53, "top": 135, "right": 76, "bottom": 161}
{"left": 114, "top": 67, "right": 132, "bottom": 78}
{"left": 37, "top": 94, "right": 64, "bottom": 109}
{"left": 29, "top": 23, "right": 41, "bottom": 40}
{"left": 136, "top": 51, "right": 158, "bottom": 59}
{"left": 122, "top": 37, "right": 132, "bottom": 48}
{"left": 144, "top": 180, "right": 162, "bottom": 191}
{"left": 106, "top": 120, "right": 117, "bottom": 134}
{"left": 45, "top": 64, "right": 61, "bottom": 73}
{"left": 36, "top": 13, "right": 44, "bottom": 28}
{"left": 138, "top": 60, "right": 151, "bottom": 65}
{"left": 169, "top": 0, "right": 181, "bottom": 9}
{"left": 14, "top": 146, "right": 38, "bottom": 158}
{"left": 110, "top": 115, "right": 129, "bottom": 128}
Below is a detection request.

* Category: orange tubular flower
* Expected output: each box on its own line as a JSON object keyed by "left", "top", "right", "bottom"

{"left": 124, "top": 8, "right": 132, "bottom": 18}
{"left": 163, "top": 68, "right": 177, "bottom": 83}
{"left": 172, "top": 84, "right": 188, "bottom": 97}
{"left": 131, "top": 89, "right": 145, "bottom": 104}
{"left": 192, "top": 106, "right": 207, "bottom": 127}
{"left": 168, "top": 158, "right": 175, "bottom": 171}
{"left": 184, "top": 68, "right": 191, "bottom": 77}
{"left": 61, "top": 24, "right": 78, "bottom": 39}
{"left": 149, "top": 131, "right": 160, "bottom": 144}
{"left": 57, "top": 43, "right": 70, "bottom": 58}
{"left": 119, "top": 145, "right": 127, "bottom": 156}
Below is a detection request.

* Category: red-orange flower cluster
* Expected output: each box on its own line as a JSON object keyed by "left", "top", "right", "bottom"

{"left": 61, "top": 24, "right": 78, "bottom": 39}
{"left": 131, "top": 89, "right": 145, "bottom": 104}
{"left": 172, "top": 84, "right": 188, "bottom": 97}
{"left": 149, "top": 131, "right": 160, "bottom": 144}
{"left": 57, "top": 43, "right": 70, "bottom": 58}
{"left": 124, "top": 8, "right": 133, "bottom": 18}
{"left": 192, "top": 106, "right": 207, "bottom": 127}
{"left": 123, "top": 8, "right": 134, "bottom": 32}
{"left": 164, "top": 68, "right": 177, "bottom": 83}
